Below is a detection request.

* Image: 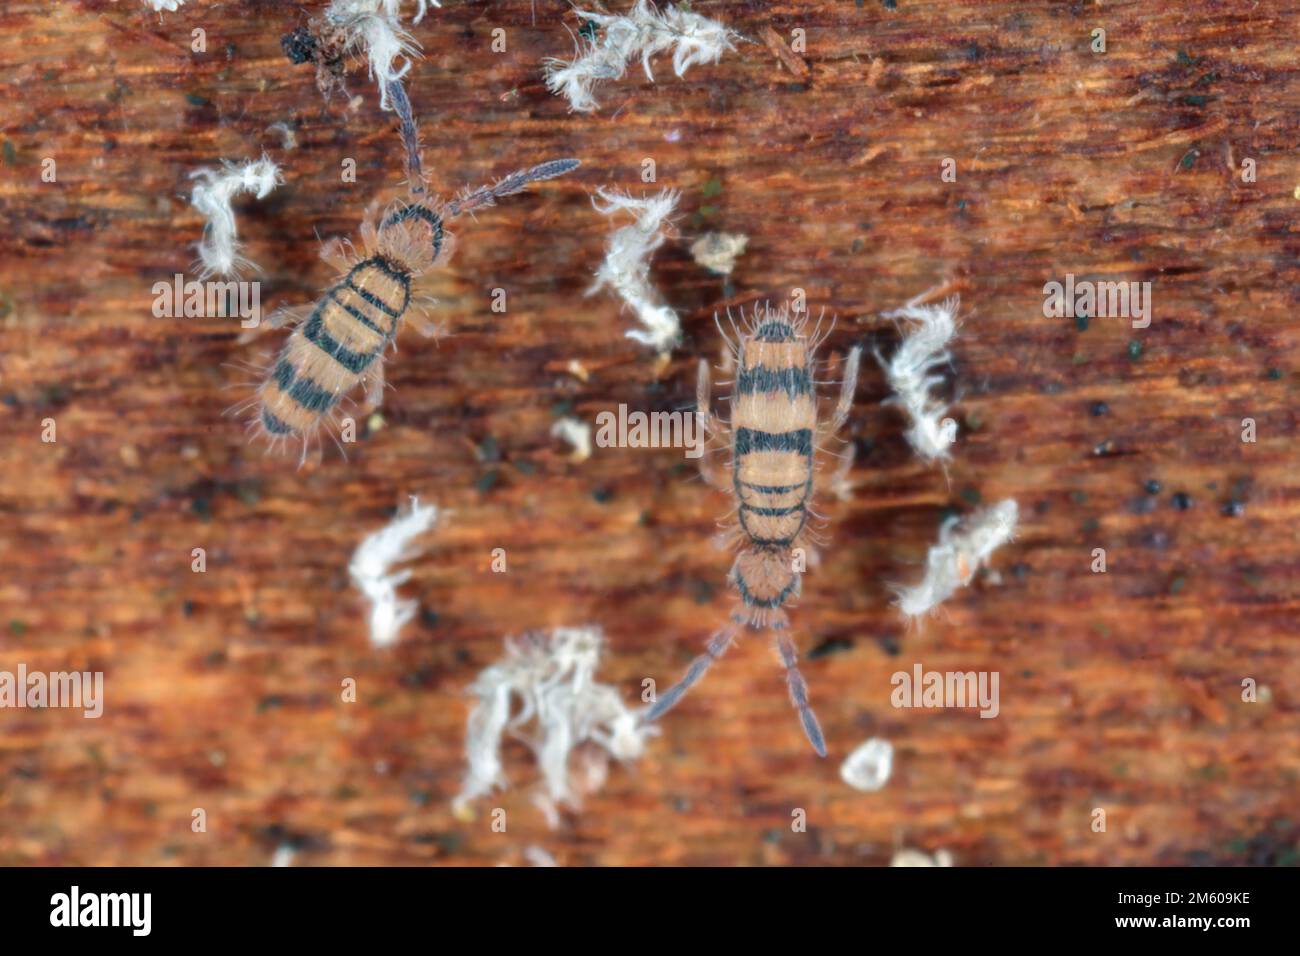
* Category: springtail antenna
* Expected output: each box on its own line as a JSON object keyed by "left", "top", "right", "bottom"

{"left": 385, "top": 78, "right": 425, "bottom": 196}
{"left": 443, "top": 159, "right": 582, "bottom": 219}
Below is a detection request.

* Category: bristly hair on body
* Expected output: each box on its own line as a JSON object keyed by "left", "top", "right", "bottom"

{"left": 647, "top": 301, "right": 861, "bottom": 756}
{"left": 234, "top": 157, "right": 579, "bottom": 467}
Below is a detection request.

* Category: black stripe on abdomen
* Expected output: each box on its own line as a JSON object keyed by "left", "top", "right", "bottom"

{"left": 304, "top": 308, "right": 378, "bottom": 373}
{"left": 344, "top": 264, "right": 408, "bottom": 319}
{"left": 261, "top": 409, "right": 294, "bottom": 435}
{"left": 330, "top": 287, "right": 391, "bottom": 335}
{"left": 742, "top": 502, "right": 806, "bottom": 518}
{"left": 734, "top": 427, "right": 813, "bottom": 456}
{"left": 736, "top": 366, "right": 811, "bottom": 398}
{"left": 740, "top": 480, "right": 810, "bottom": 495}
{"left": 271, "top": 359, "right": 339, "bottom": 414}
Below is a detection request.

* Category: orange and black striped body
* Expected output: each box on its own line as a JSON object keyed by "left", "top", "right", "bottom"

{"left": 258, "top": 255, "right": 411, "bottom": 438}
{"left": 729, "top": 317, "right": 816, "bottom": 613}
{"left": 649, "top": 303, "right": 858, "bottom": 754}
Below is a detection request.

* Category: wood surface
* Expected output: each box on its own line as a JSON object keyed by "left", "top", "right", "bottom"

{"left": 0, "top": 0, "right": 1297, "bottom": 866}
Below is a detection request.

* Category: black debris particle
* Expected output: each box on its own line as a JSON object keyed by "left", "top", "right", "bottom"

{"left": 808, "top": 636, "right": 854, "bottom": 660}
{"left": 1171, "top": 492, "right": 1193, "bottom": 511}
{"left": 1144, "top": 479, "right": 1161, "bottom": 495}
{"left": 282, "top": 27, "right": 317, "bottom": 64}
{"left": 1089, "top": 401, "right": 1109, "bottom": 416}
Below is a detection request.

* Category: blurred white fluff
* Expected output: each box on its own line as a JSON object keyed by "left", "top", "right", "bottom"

{"left": 349, "top": 497, "right": 438, "bottom": 648}
{"left": 880, "top": 293, "right": 960, "bottom": 464}
{"left": 551, "top": 416, "right": 592, "bottom": 462}
{"left": 453, "top": 626, "right": 656, "bottom": 825}
{"left": 590, "top": 188, "right": 681, "bottom": 353}
{"left": 269, "top": 844, "right": 296, "bottom": 867}
{"left": 840, "top": 737, "right": 894, "bottom": 791}
{"left": 545, "top": 1, "right": 739, "bottom": 112}
{"left": 189, "top": 156, "right": 282, "bottom": 278}
{"left": 891, "top": 847, "right": 954, "bottom": 867}
{"left": 325, "top": 0, "right": 430, "bottom": 110}
{"left": 143, "top": 0, "right": 186, "bottom": 11}
{"left": 895, "top": 499, "right": 1018, "bottom": 620}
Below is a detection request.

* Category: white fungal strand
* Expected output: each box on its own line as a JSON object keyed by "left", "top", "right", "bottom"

{"left": 348, "top": 497, "right": 438, "bottom": 648}
{"left": 143, "top": 0, "right": 186, "bottom": 11}
{"left": 325, "top": 0, "right": 426, "bottom": 110}
{"left": 589, "top": 188, "right": 681, "bottom": 353}
{"left": 840, "top": 737, "right": 894, "bottom": 792}
{"left": 551, "top": 416, "right": 592, "bottom": 462}
{"left": 189, "top": 156, "right": 282, "bottom": 278}
{"left": 453, "top": 627, "right": 656, "bottom": 825}
{"left": 544, "top": 1, "right": 740, "bottom": 113}
{"left": 894, "top": 499, "right": 1019, "bottom": 620}
{"left": 880, "top": 293, "right": 960, "bottom": 464}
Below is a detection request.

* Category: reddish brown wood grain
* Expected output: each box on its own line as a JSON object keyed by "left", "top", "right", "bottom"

{"left": 0, "top": 0, "right": 1297, "bottom": 866}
